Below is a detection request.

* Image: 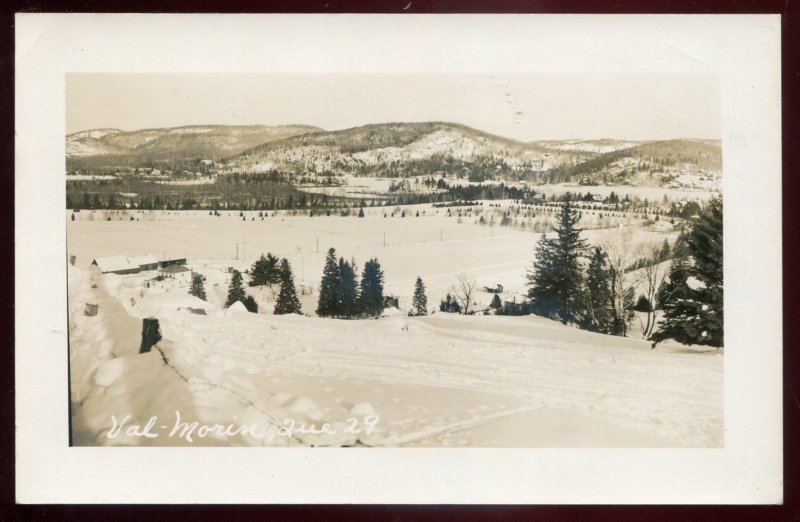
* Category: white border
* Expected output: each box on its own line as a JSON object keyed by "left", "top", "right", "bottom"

{"left": 15, "top": 14, "right": 782, "bottom": 504}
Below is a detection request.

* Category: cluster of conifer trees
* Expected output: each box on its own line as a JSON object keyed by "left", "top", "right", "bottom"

{"left": 526, "top": 195, "right": 724, "bottom": 347}
{"left": 188, "top": 254, "right": 302, "bottom": 315}
{"left": 316, "top": 249, "right": 386, "bottom": 319}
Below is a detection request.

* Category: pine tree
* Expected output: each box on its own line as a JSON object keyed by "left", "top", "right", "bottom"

{"left": 439, "top": 293, "right": 461, "bottom": 313}
{"left": 242, "top": 295, "right": 259, "bottom": 313}
{"left": 411, "top": 276, "right": 428, "bottom": 316}
{"left": 275, "top": 258, "right": 302, "bottom": 315}
{"left": 490, "top": 293, "right": 502, "bottom": 309}
{"left": 264, "top": 253, "right": 281, "bottom": 286}
{"left": 250, "top": 255, "right": 269, "bottom": 286}
{"left": 189, "top": 273, "right": 207, "bottom": 301}
{"left": 225, "top": 270, "right": 246, "bottom": 308}
{"left": 526, "top": 234, "right": 558, "bottom": 317}
{"left": 526, "top": 195, "right": 588, "bottom": 324}
{"left": 359, "top": 258, "right": 385, "bottom": 317}
{"left": 650, "top": 197, "right": 723, "bottom": 348}
{"left": 316, "top": 248, "right": 341, "bottom": 317}
{"left": 658, "top": 238, "right": 671, "bottom": 261}
{"left": 358, "top": 207, "right": 365, "bottom": 218}
{"left": 580, "top": 247, "right": 613, "bottom": 333}
{"left": 338, "top": 258, "right": 359, "bottom": 318}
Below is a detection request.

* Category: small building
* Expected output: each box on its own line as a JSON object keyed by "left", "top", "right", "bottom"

{"left": 384, "top": 295, "right": 400, "bottom": 309}
{"left": 128, "top": 255, "right": 159, "bottom": 271}
{"left": 90, "top": 256, "right": 141, "bottom": 275}
{"left": 159, "top": 265, "right": 192, "bottom": 283}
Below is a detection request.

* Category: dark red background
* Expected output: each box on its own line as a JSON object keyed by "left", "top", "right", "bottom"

{"left": 1, "top": 0, "right": 797, "bottom": 520}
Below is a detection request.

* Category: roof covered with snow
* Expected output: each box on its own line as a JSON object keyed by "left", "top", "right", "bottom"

{"left": 91, "top": 256, "right": 139, "bottom": 273}
{"left": 128, "top": 255, "right": 158, "bottom": 267}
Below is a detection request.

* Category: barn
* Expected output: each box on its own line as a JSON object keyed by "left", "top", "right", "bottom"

{"left": 128, "top": 255, "right": 159, "bottom": 271}
{"left": 159, "top": 258, "right": 187, "bottom": 269}
{"left": 90, "top": 256, "right": 141, "bottom": 275}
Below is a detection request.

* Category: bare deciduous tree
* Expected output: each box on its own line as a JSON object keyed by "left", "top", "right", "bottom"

{"left": 599, "top": 225, "right": 637, "bottom": 336}
{"left": 452, "top": 274, "right": 477, "bottom": 315}
{"left": 637, "top": 250, "right": 670, "bottom": 338}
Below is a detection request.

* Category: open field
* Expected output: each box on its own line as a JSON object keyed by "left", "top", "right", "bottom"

{"left": 68, "top": 203, "right": 678, "bottom": 312}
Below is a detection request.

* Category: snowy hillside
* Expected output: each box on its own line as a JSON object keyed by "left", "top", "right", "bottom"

{"left": 69, "top": 260, "right": 722, "bottom": 448}
{"left": 66, "top": 124, "right": 322, "bottom": 161}
{"left": 228, "top": 122, "right": 581, "bottom": 175}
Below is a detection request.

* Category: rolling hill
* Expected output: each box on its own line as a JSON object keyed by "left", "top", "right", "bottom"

{"left": 225, "top": 121, "right": 590, "bottom": 178}
{"left": 66, "top": 122, "right": 722, "bottom": 186}
{"left": 66, "top": 124, "right": 323, "bottom": 162}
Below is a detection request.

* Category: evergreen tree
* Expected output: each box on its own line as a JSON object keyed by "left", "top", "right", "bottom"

{"left": 316, "top": 248, "right": 341, "bottom": 317}
{"left": 359, "top": 258, "right": 385, "bottom": 317}
{"left": 275, "top": 258, "right": 302, "bottom": 315}
{"left": 526, "top": 195, "right": 588, "bottom": 324}
{"left": 658, "top": 238, "right": 671, "bottom": 261}
{"left": 411, "top": 276, "right": 428, "bottom": 316}
{"left": 250, "top": 255, "right": 269, "bottom": 286}
{"left": 490, "top": 293, "right": 502, "bottom": 309}
{"left": 358, "top": 207, "right": 365, "bottom": 218}
{"left": 580, "top": 247, "right": 613, "bottom": 333}
{"left": 189, "top": 273, "right": 207, "bottom": 301}
{"left": 224, "top": 270, "right": 246, "bottom": 308}
{"left": 526, "top": 234, "right": 558, "bottom": 317}
{"left": 650, "top": 197, "right": 723, "bottom": 348}
{"left": 438, "top": 293, "right": 461, "bottom": 313}
{"left": 338, "top": 258, "right": 359, "bottom": 318}
{"left": 264, "top": 253, "right": 281, "bottom": 286}
{"left": 242, "top": 295, "right": 259, "bottom": 313}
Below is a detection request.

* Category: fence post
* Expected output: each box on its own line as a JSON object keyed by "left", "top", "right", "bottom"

{"left": 139, "top": 318, "right": 161, "bottom": 354}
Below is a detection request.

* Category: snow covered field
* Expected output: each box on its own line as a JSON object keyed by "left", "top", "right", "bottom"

{"left": 67, "top": 208, "right": 721, "bottom": 447}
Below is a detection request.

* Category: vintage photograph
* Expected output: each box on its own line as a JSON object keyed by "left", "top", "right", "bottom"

{"left": 65, "top": 72, "right": 724, "bottom": 448}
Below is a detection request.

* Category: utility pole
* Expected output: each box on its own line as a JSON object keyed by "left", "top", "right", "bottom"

{"left": 383, "top": 232, "right": 386, "bottom": 247}
{"left": 316, "top": 237, "right": 319, "bottom": 254}
{"left": 235, "top": 242, "right": 238, "bottom": 261}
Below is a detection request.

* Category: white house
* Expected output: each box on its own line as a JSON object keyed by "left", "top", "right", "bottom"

{"left": 159, "top": 265, "right": 193, "bottom": 283}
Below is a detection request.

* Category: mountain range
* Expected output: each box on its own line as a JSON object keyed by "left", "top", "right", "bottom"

{"left": 66, "top": 122, "right": 721, "bottom": 184}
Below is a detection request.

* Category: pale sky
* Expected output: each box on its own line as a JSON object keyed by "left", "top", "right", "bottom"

{"left": 66, "top": 73, "right": 720, "bottom": 141}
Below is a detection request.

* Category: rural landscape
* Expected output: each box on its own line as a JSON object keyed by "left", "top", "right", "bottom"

{"left": 66, "top": 120, "right": 723, "bottom": 447}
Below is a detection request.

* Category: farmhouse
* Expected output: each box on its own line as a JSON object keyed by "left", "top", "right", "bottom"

{"left": 158, "top": 265, "right": 192, "bottom": 283}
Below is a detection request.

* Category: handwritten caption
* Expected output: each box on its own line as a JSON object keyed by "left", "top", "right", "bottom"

{"left": 106, "top": 411, "right": 380, "bottom": 444}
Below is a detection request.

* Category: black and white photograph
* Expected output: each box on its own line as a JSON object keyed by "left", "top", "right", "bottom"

{"left": 65, "top": 73, "right": 724, "bottom": 448}
{"left": 15, "top": 13, "right": 782, "bottom": 504}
